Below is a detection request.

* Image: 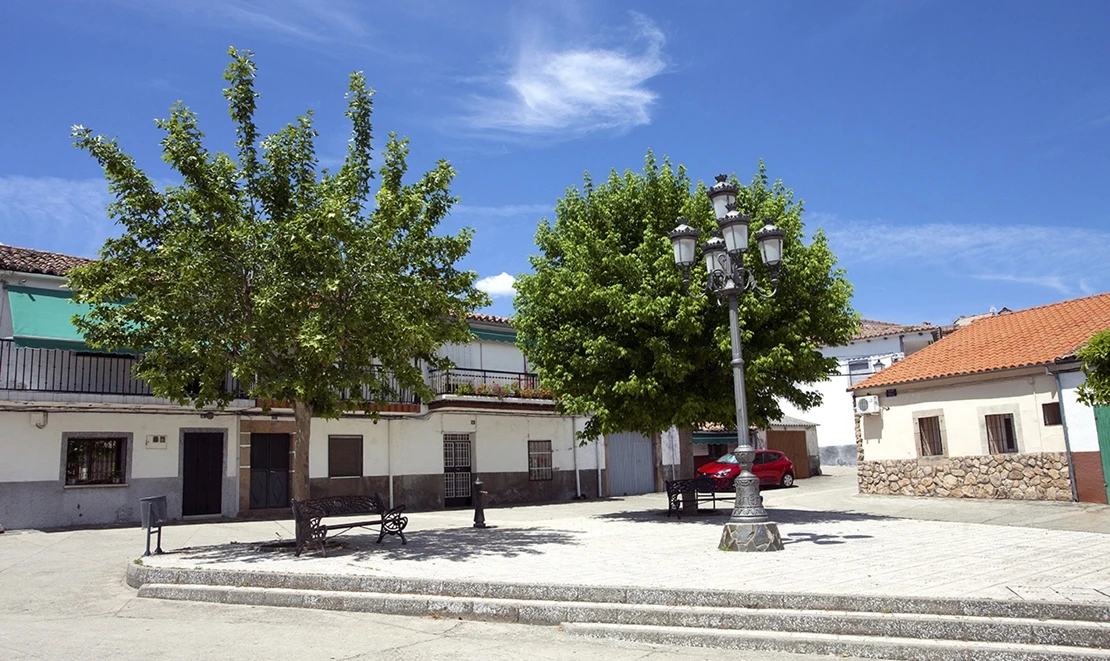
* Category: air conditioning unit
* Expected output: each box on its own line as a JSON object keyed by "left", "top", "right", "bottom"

{"left": 855, "top": 395, "right": 881, "bottom": 415}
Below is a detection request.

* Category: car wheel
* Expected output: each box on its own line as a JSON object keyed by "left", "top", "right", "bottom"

{"left": 780, "top": 472, "right": 794, "bottom": 488}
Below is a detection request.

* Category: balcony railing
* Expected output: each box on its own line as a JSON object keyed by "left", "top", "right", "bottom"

{"left": 0, "top": 339, "right": 246, "bottom": 398}
{"left": 428, "top": 367, "right": 551, "bottom": 399}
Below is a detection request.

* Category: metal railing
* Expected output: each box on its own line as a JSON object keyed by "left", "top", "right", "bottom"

{"left": 428, "top": 367, "right": 551, "bottom": 399}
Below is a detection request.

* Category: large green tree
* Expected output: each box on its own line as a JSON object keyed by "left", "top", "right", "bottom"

{"left": 513, "top": 153, "right": 857, "bottom": 448}
{"left": 1077, "top": 328, "right": 1110, "bottom": 407}
{"left": 68, "top": 48, "right": 488, "bottom": 500}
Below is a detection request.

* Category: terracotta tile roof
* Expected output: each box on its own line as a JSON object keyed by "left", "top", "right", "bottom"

{"left": 467, "top": 312, "right": 512, "bottom": 326}
{"left": 853, "top": 318, "right": 938, "bottom": 340}
{"left": 0, "top": 244, "right": 92, "bottom": 277}
{"left": 851, "top": 292, "right": 1110, "bottom": 390}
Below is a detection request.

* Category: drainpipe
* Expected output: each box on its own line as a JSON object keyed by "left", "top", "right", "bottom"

{"left": 1051, "top": 368, "right": 1080, "bottom": 502}
{"left": 571, "top": 416, "right": 582, "bottom": 498}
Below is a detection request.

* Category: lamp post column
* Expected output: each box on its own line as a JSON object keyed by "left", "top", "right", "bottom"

{"left": 718, "top": 290, "right": 783, "bottom": 551}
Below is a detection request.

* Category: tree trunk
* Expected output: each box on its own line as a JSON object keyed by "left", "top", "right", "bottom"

{"left": 651, "top": 431, "right": 665, "bottom": 492}
{"left": 677, "top": 426, "right": 695, "bottom": 479}
{"left": 291, "top": 399, "right": 313, "bottom": 502}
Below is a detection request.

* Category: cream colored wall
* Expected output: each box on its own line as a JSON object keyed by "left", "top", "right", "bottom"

{"left": 0, "top": 409, "right": 236, "bottom": 482}
{"left": 858, "top": 369, "right": 1067, "bottom": 461}
{"left": 305, "top": 411, "right": 595, "bottom": 479}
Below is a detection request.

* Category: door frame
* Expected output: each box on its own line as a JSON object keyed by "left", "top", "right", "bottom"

{"left": 178, "top": 427, "right": 228, "bottom": 518}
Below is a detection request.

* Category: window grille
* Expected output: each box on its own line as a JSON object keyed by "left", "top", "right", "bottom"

{"left": 528, "top": 440, "right": 553, "bottom": 481}
{"left": 917, "top": 416, "right": 943, "bottom": 456}
{"left": 985, "top": 414, "right": 1018, "bottom": 454}
{"left": 66, "top": 437, "right": 126, "bottom": 485}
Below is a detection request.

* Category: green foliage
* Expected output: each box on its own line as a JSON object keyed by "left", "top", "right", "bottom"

{"left": 513, "top": 152, "right": 858, "bottom": 440}
{"left": 68, "top": 47, "right": 489, "bottom": 417}
{"left": 1077, "top": 328, "right": 1110, "bottom": 407}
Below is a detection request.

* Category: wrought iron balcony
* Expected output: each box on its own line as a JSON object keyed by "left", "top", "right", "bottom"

{"left": 428, "top": 367, "right": 552, "bottom": 400}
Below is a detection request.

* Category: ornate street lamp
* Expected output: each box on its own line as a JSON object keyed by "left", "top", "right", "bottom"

{"left": 669, "top": 174, "right": 786, "bottom": 552}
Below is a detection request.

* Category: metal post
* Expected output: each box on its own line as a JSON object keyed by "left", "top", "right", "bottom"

{"left": 718, "top": 291, "right": 784, "bottom": 552}
{"left": 473, "top": 476, "right": 488, "bottom": 529}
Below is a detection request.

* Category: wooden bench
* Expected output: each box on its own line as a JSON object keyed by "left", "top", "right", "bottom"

{"left": 665, "top": 476, "right": 734, "bottom": 518}
{"left": 292, "top": 493, "right": 408, "bottom": 557}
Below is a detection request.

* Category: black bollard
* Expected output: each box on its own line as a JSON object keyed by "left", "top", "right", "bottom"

{"left": 473, "top": 476, "right": 488, "bottom": 529}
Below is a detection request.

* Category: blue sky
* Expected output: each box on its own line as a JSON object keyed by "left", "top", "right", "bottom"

{"left": 2, "top": 1, "right": 1109, "bottom": 326}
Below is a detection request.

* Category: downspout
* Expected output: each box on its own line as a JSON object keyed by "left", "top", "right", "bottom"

{"left": 1051, "top": 368, "right": 1080, "bottom": 502}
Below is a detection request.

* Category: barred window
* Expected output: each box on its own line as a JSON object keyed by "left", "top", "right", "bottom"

{"left": 328, "top": 435, "right": 362, "bottom": 478}
{"left": 986, "top": 413, "right": 1018, "bottom": 454}
{"left": 917, "top": 416, "right": 943, "bottom": 456}
{"left": 528, "top": 440, "right": 553, "bottom": 481}
{"left": 66, "top": 437, "right": 126, "bottom": 485}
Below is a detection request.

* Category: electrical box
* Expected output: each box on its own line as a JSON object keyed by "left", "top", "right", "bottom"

{"left": 145, "top": 434, "right": 168, "bottom": 449}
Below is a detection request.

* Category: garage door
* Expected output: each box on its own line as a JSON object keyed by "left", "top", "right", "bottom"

{"left": 766, "top": 430, "right": 810, "bottom": 479}
{"left": 607, "top": 431, "right": 655, "bottom": 496}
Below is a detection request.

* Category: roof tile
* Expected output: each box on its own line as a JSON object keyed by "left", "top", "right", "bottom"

{"left": 0, "top": 245, "right": 92, "bottom": 277}
{"left": 851, "top": 292, "right": 1110, "bottom": 390}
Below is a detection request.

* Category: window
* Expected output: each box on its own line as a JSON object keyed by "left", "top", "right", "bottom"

{"left": 848, "top": 360, "right": 871, "bottom": 386}
{"left": 917, "top": 416, "right": 943, "bottom": 456}
{"left": 985, "top": 414, "right": 1018, "bottom": 454}
{"left": 328, "top": 435, "right": 363, "bottom": 478}
{"left": 528, "top": 440, "right": 553, "bottom": 481}
{"left": 65, "top": 437, "right": 126, "bottom": 485}
{"left": 1042, "top": 402, "right": 1062, "bottom": 426}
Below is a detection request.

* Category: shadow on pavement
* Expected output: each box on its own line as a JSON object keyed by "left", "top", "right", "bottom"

{"left": 167, "top": 526, "right": 582, "bottom": 565}
{"left": 594, "top": 507, "right": 898, "bottom": 527}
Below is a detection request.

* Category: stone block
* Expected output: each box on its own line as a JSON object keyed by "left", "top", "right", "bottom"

{"left": 718, "top": 522, "right": 784, "bottom": 552}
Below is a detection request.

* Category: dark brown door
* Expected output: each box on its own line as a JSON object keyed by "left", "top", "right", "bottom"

{"left": 182, "top": 432, "right": 223, "bottom": 516}
{"left": 250, "top": 433, "right": 290, "bottom": 509}
{"left": 766, "top": 430, "right": 810, "bottom": 479}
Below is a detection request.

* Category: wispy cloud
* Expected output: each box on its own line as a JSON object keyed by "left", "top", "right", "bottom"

{"left": 463, "top": 12, "right": 666, "bottom": 139}
{"left": 0, "top": 176, "right": 115, "bottom": 257}
{"left": 128, "top": 0, "right": 372, "bottom": 46}
{"left": 475, "top": 272, "right": 517, "bottom": 298}
{"left": 452, "top": 203, "right": 551, "bottom": 219}
{"left": 823, "top": 217, "right": 1110, "bottom": 297}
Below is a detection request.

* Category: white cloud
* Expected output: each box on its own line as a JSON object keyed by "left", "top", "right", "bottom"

{"left": 476, "top": 272, "right": 517, "bottom": 298}
{"left": 823, "top": 218, "right": 1110, "bottom": 297}
{"left": 125, "top": 0, "right": 371, "bottom": 46}
{"left": 465, "top": 13, "right": 666, "bottom": 138}
{"left": 0, "top": 176, "right": 115, "bottom": 257}
{"left": 451, "top": 203, "right": 551, "bottom": 218}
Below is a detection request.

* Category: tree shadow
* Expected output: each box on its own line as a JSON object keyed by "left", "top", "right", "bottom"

{"left": 162, "top": 526, "right": 583, "bottom": 565}
{"left": 594, "top": 507, "right": 897, "bottom": 526}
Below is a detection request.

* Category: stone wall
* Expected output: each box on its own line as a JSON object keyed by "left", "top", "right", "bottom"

{"left": 857, "top": 453, "right": 1073, "bottom": 501}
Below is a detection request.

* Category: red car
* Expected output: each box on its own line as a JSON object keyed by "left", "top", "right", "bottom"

{"left": 696, "top": 450, "right": 795, "bottom": 488}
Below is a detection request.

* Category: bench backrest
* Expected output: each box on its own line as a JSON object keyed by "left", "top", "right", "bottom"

{"left": 292, "top": 494, "right": 385, "bottom": 521}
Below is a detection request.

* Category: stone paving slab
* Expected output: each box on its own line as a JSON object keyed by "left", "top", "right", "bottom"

{"left": 139, "top": 489, "right": 1110, "bottom": 605}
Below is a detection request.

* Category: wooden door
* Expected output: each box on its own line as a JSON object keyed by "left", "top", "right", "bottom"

{"left": 766, "top": 429, "right": 810, "bottom": 479}
{"left": 1096, "top": 406, "right": 1110, "bottom": 505}
{"left": 250, "top": 433, "right": 290, "bottom": 509}
{"left": 182, "top": 432, "right": 223, "bottom": 516}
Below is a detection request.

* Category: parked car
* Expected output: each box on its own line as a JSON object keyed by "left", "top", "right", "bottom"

{"left": 696, "top": 450, "right": 795, "bottom": 488}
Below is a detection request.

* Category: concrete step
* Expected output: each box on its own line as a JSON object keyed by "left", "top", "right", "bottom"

{"left": 127, "top": 563, "right": 1110, "bottom": 623}
{"left": 563, "top": 622, "right": 1110, "bottom": 661}
{"left": 138, "top": 583, "right": 1110, "bottom": 652}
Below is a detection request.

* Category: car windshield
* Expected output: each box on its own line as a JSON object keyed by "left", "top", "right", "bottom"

{"left": 715, "top": 453, "right": 739, "bottom": 464}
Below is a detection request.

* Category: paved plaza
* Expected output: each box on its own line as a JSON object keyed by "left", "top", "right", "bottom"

{"left": 131, "top": 468, "right": 1110, "bottom": 604}
{"left": 2, "top": 468, "right": 1110, "bottom": 660}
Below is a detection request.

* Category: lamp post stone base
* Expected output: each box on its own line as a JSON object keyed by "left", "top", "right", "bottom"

{"left": 718, "top": 521, "right": 784, "bottom": 552}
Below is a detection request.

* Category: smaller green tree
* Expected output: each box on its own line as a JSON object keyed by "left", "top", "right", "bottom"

{"left": 1077, "top": 328, "right": 1110, "bottom": 407}
{"left": 68, "top": 48, "right": 488, "bottom": 500}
